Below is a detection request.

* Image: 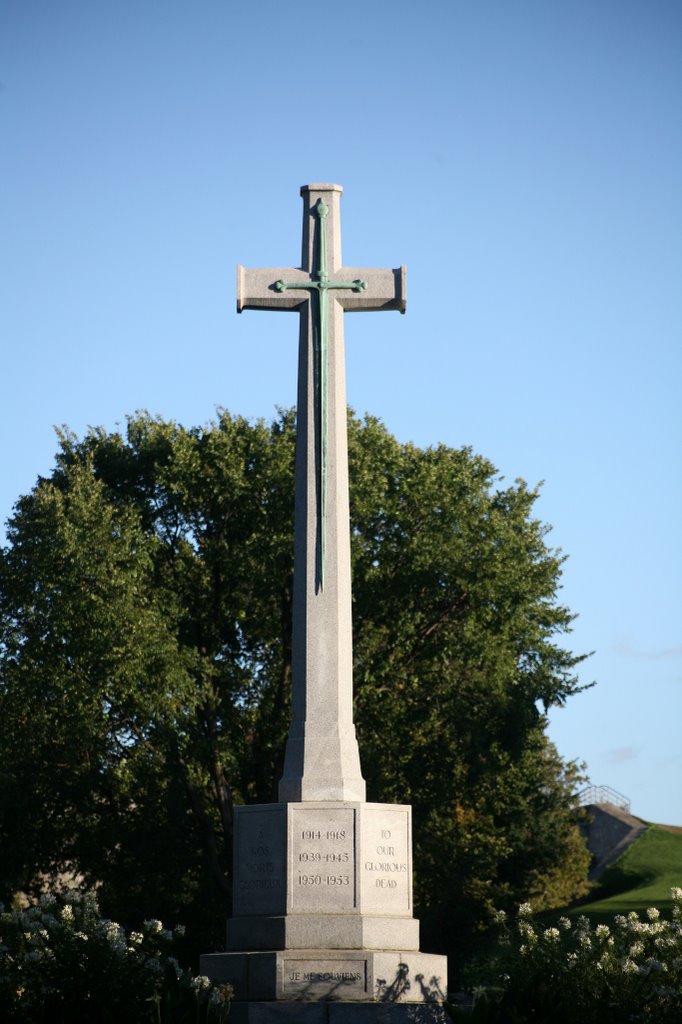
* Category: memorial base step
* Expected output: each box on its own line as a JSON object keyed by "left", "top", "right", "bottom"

{"left": 227, "top": 914, "right": 419, "bottom": 951}
{"left": 201, "top": 948, "right": 447, "bottom": 1004}
{"left": 226, "top": 1002, "right": 450, "bottom": 1022}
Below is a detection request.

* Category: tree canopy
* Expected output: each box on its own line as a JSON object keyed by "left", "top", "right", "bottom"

{"left": 0, "top": 410, "right": 590, "bottom": 966}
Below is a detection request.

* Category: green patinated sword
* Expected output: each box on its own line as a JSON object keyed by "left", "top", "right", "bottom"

{"left": 275, "top": 199, "right": 366, "bottom": 590}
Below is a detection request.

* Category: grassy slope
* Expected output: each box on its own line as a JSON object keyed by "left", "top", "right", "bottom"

{"left": 568, "top": 825, "right": 682, "bottom": 924}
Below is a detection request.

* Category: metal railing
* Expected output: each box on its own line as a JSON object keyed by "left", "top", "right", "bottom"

{"left": 577, "top": 785, "right": 631, "bottom": 813}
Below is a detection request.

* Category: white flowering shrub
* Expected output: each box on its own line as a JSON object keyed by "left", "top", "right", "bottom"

{"left": 447, "top": 888, "right": 682, "bottom": 1023}
{"left": 0, "top": 891, "right": 232, "bottom": 1023}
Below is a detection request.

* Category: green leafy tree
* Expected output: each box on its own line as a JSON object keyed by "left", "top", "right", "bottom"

{"left": 0, "top": 411, "right": 589, "bottom": 967}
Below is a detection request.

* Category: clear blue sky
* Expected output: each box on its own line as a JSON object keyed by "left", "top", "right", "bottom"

{"left": 2, "top": 1, "right": 680, "bottom": 824}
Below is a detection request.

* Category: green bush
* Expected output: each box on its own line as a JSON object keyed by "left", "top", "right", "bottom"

{"left": 0, "top": 890, "right": 232, "bottom": 1023}
{"left": 448, "top": 888, "right": 682, "bottom": 1023}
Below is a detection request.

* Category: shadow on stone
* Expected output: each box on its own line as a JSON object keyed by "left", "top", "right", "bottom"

{"left": 375, "top": 962, "right": 446, "bottom": 1004}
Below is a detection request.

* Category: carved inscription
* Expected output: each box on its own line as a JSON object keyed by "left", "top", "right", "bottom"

{"left": 361, "top": 807, "right": 411, "bottom": 913}
{"left": 290, "top": 807, "right": 356, "bottom": 912}
{"left": 233, "top": 806, "right": 286, "bottom": 916}
{"left": 283, "top": 958, "right": 368, "bottom": 999}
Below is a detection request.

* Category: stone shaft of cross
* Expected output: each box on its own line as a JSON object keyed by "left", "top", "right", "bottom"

{"left": 274, "top": 199, "right": 367, "bottom": 590}
{"left": 237, "top": 184, "right": 406, "bottom": 802}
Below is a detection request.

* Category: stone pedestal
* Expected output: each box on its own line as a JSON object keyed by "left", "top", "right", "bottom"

{"left": 230, "top": 802, "right": 413, "bottom": 930}
{"left": 200, "top": 802, "right": 447, "bottom": 1007}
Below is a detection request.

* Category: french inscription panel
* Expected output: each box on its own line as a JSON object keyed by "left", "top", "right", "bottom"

{"left": 233, "top": 805, "right": 286, "bottom": 917}
{"left": 360, "top": 805, "right": 412, "bottom": 914}
{"left": 289, "top": 806, "right": 357, "bottom": 913}
{"left": 282, "top": 957, "right": 368, "bottom": 1000}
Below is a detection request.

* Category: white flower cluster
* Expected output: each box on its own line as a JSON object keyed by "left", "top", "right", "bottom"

{"left": 479, "top": 887, "right": 682, "bottom": 1017}
{"left": 97, "top": 919, "right": 127, "bottom": 956}
{"left": 191, "top": 974, "right": 212, "bottom": 993}
{"left": 0, "top": 889, "right": 232, "bottom": 1021}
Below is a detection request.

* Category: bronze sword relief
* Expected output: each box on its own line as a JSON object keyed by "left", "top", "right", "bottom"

{"left": 274, "top": 199, "right": 366, "bottom": 591}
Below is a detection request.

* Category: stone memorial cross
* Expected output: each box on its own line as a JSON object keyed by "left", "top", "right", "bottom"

{"left": 202, "top": 186, "right": 447, "bottom": 1011}
{"left": 237, "top": 184, "right": 406, "bottom": 805}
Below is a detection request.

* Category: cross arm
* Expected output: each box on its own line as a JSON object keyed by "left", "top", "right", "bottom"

{"left": 236, "top": 265, "right": 311, "bottom": 313}
{"left": 337, "top": 265, "right": 406, "bottom": 314}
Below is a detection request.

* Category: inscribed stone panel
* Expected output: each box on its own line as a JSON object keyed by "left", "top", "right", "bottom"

{"left": 233, "top": 805, "right": 286, "bottom": 916}
{"left": 289, "top": 806, "right": 357, "bottom": 912}
{"left": 360, "top": 806, "right": 411, "bottom": 914}
{"left": 282, "top": 957, "right": 368, "bottom": 1000}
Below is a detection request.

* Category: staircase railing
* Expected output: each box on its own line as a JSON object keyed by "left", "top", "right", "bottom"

{"left": 577, "top": 784, "right": 631, "bottom": 813}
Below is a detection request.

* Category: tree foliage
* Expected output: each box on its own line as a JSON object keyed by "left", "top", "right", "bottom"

{"left": 0, "top": 410, "right": 590, "bottom": 966}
